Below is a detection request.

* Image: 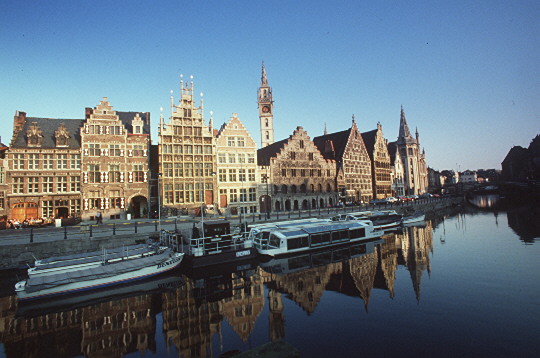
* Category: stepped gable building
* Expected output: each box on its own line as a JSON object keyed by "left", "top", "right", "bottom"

{"left": 361, "top": 123, "right": 392, "bottom": 199}
{"left": 387, "top": 141, "right": 405, "bottom": 197}
{"left": 257, "top": 126, "right": 338, "bottom": 212}
{"left": 258, "top": 61, "right": 274, "bottom": 148}
{"left": 7, "top": 111, "right": 83, "bottom": 220}
{"left": 215, "top": 113, "right": 259, "bottom": 215}
{"left": 395, "top": 106, "right": 428, "bottom": 195}
{"left": 313, "top": 117, "right": 373, "bottom": 205}
{"left": 81, "top": 98, "right": 151, "bottom": 220}
{"left": 158, "top": 76, "right": 216, "bottom": 211}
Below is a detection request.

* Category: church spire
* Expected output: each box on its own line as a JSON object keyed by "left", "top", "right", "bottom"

{"left": 324, "top": 122, "right": 328, "bottom": 135}
{"left": 261, "top": 61, "right": 268, "bottom": 86}
{"left": 398, "top": 105, "right": 414, "bottom": 144}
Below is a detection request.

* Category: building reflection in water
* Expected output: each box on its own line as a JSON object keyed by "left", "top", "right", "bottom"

{"left": 0, "top": 222, "right": 434, "bottom": 357}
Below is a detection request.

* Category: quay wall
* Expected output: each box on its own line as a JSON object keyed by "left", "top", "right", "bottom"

{"left": 0, "top": 233, "right": 153, "bottom": 270}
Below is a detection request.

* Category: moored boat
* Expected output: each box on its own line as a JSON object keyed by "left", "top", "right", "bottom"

{"left": 252, "top": 219, "right": 383, "bottom": 257}
{"left": 331, "top": 210, "right": 402, "bottom": 230}
{"left": 29, "top": 243, "right": 167, "bottom": 277}
{"left": 15, "top": 248, "right": 184, "bottom": 302}
{"left": 181, "top": 220, "right": 258, "bottom": 268}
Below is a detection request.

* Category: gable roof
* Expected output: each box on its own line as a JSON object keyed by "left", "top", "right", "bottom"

{"left": 361, "top": 129, "right": 377, "bottom": 160}
{"left": 117, "top": 111, "right": 151, "bottom": 135}
{"left": 313, "top": 128, "right": 351, "bottom": 162}
{"left": 387, "top": 141, "right": 398, "bottom": 165}
{"left": 257, "top": 138, "right": 288, "bottom": 166}
{"left": 11, "top": 117, "right": 84, "bottom": 149}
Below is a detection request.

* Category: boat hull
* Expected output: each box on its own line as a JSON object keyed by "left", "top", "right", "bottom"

{"left": 16, "top": 251, "right": 184, "bottom": 302}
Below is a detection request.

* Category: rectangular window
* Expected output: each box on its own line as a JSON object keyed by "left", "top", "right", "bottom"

{"left": 291, "top": 169, "right": 296, "bottom": 177}
{"left": 70, "top": 199, "right": 80, "bottom": 216}
{"left": 28, "top": 154, "right": 39, "bottom": 170}
{"left": 0, "top": 192, "right": 4, "bottom": 210}
{"left": 28, "top": 177, "right": 39, "bottom": 193}
{"left": 109, "top": 164, "right": 121, "bottom": 183}
{"left": 240, "top": 188, "right": 247, "bottom": 201}
{"left": 88, "top": 191, "right": 100, "bottom": 210}
{"left": 43, "top": 177, "right": 53, "bottom": 192}
{"left": 13, "top": 177, "right": 24, "bottom": 193}
{"left": 0, "top": 167, "right": 4, "bottom": 184}
{"left": 282, "top": 168, "right": 286, "bottom": 177}
{"left": 110, "top": 190, "right": 122, "bottom": 208}
{"left": 133, "top": 145, "right": 145, "bottom": 156}
{"left": 309, "top": 153, "right": 314, "bottom": 161}
{"left": 133, "top": 164, "right": 144, "bottom": 182}
{"left": 88, "top": 164, "right": 101, "bottom": 183}
{"left": 109, "top": 144, "right": 122, "bottom": 156}
{"left": 194, "top": 163, "right": 203, "bottom": 177}
{"left": 204, "top": 145, "right": 212, "bottom": 154}
{"left": 228, "top": 153, "right": 236, "bottom": 163}
{"left": 218, "top": 153, "right": 226, "bottom": 163}
{"left": 238, "top": 153, "right": 246, "bottom": 163}
{"left": 70, "top": 154, "right": 80, "bottom": 169}
{"left": 184, "top": 145, "right": 193, "bottom": 154}
{"left": 230, "top": 189, "right": 238, "bottom": 203}
{"left": 42, "top": 200, "right": 53, "bottom": 218}
{"left": 184, "top": 163, "right": 193, "bottom": 177}
{"left": 204, "top": 163, "right": 213, "bottom": 176}
{"left": 174, "top": 163, "right": 183, "bottom": 177}
{"left": 70, "top": 176, "right": 80, "bottom": 192}
{"left": 248, "top": 169, "right": 256, "bottom": 182}
{"left": 239, "top": 169, "right": 246, "bottom": 182}
{"left": 247, "top": 154, "right": 255, "bottom": 164}
{"left": 237, "top": 137, "right": 245, "bottom": 147}
{"left": 57, "top": 176, "right": 67, "bottom": 192}
{"left": 229, "top": 169, "right": 237, "bottom": 182}
{"left": 13, "top": 154, "right": 25, "bottom": 170}
{"left": 57, "top": 154, "right": 68, "bottom": 169}
{"left": 249, "top": 188, "right": 256, "bottom": 201}
{"left": 194, "top": 145, "right": 202, "bottom": 154}
{"left": 89, "top": 144, "right": 101, "bottom": 156}
{"left": 228, "top": 137, "right": 236, "bottom": 147}
{"left": 219, "top": 169, "right": 227, "bottom": 182}
{"left": 43, "top": 154, "right": 54, "bottom": 169}
{"left": 163, "top": 163, "right": 173, "bottom": 177}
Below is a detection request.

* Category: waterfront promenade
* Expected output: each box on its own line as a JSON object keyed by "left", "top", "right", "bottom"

{"left": 0, "top": 197, "right": 462, "bottom": 269}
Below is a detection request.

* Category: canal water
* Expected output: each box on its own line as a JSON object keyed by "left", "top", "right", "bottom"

{"left": 0, "top": 196, "right": 538, "bottom": 357}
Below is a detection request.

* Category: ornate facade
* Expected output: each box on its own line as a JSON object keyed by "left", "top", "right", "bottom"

{"left": 81, "top": 98, "right": 151, "bottom": 220}
{"left": 257, "top": 126, "right": 338, "bottom": 211}
{"left": 215, "top": 113, "right": 259, "bottom": 214}
{"left": 158, "top": 77, "right": 217, "bottom": 211}
{"left": 313, "top": 118, "right": 373, "bottom": 204}
{"left": 7, "top": 111, "right": 83, "bottom": 220}
{"left": 362, "top": 123, "right": 392, "bottom": 199}
{"left": 387, "top": 141, "right": 406, "bottom": 197}
{"left": 396, "top": 107, "right": 428, "bottom": 195}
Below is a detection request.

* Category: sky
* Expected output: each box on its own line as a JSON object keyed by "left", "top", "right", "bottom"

{"left": 0, "top": 0, "right": 538, "bottom": 171}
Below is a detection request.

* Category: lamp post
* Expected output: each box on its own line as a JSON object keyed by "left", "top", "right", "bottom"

{"left": 261, "top": 171, "right": 270, "bottom": 218}
{"left": 158, "top": 173, "right": 162, "bottom": 233}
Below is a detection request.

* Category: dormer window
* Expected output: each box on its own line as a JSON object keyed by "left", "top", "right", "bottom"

{"left": 55, "top": 123, "right": 70, "bottom": 147}
{"left": 27, "top": 122, "right": 43, "bottom": 147}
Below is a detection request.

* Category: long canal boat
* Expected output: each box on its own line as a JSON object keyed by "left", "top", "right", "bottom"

{"left": 15, "top": 248, "right": 184, "bottom": 302}
{"left": 331, "top": 210, "right": 402, "bottom": 230}
{"left": 251, "top": 219, "right": 383, "bottom": 257}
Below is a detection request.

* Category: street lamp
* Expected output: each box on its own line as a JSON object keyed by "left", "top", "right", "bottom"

{"left": 158, "top": 172, "right": 162, "bottom": 233}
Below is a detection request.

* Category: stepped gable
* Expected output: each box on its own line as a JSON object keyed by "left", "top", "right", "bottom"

{"left": 312, "top": 128, "right": 351, "bottom": 161}
{"left": 11, "top": 116, "right": 83, "bottom": 149}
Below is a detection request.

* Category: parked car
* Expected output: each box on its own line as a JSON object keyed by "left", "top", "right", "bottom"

{"left": 384, "top": 197, "right": 398, "bottom": 203}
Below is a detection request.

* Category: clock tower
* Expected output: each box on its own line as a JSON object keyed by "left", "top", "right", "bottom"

{"left": 258, "top": 61, "right": 274, "bottom": 148}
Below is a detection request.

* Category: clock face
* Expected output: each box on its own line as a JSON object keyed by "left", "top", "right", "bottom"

{"left": 262, "top": 106, "right": 270, "bottom": 113}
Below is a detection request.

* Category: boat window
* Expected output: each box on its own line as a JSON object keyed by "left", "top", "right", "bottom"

{"left": 287, "top": 235, "right": 309, "bottom": 250}
{"left": 350, "top": 228, "right": 365, "bottom": 238}
{"left": 310, "top": 232, "right": 331, "bottom": 246}
{"left": 321, "top": 232, "right": 331, "bottom": 243}
{"left": 269, "top": 234, "right": 280, "bottom": 248}
{"left": 332, "top": 230, "right": 349, "bottom": 241}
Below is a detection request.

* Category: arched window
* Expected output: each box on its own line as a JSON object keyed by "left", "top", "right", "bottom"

{"left": 291, "top": 185, "right": 297, "bottom": 193}
{"left": 326, "top": 183, "right": 332, "bottom": 192}
{"left": 281, "top": 185, "right": 288, "bottom": 194}
{"left": 300, "top": 184, "right": 306, "bottom": 193}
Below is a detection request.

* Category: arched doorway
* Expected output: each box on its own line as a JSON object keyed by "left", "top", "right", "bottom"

{"left": 302, "top": 200, "right": 308, "bottom": 210}
{"left": 285, "top": 200, "right": 291, "bottom": 211}
{"left": 329, "top": 198, "right": 334, "bottom": 207}
{"left": 311, "top": 199, "right": 317, "bottom": 208}
{"left": 275, "top": 201, "right": 281, "bottom": 211}
{"left": 130, "top": 196, "right": 148, "bottom": 218}
{"left": 293, "top": 200, "right": 299, "bottom": 211}
{"left": 319, "top": 198, "right": 325, "bottom": 208}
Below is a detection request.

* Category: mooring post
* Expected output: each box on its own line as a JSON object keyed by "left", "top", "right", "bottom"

{"left": 89, "top": 224, "right": 93, "bottom": 238}
{"left": 135, "top": 221, "right": 138, "bottom": 233}
{"left": 64, "top": 226, "right": 67, "bottom": 240}
{"left": 30, "top": 228, "right": 33, "bottom": 243}
{"left": 113, "top": 223, "right": 116, "bottom": 235}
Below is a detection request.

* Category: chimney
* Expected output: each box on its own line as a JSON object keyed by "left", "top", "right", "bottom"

{"left": 12, "top": 111, "right": 27, "bottom": 141}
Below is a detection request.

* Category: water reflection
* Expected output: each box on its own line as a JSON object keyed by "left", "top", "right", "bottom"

{"left": 0, "top": 221, "right": 436, "bottom": 357}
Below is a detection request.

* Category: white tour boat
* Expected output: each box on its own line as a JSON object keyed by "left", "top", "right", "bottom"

{"left": 252, "top": 219, "right": 383, "bottom": 257}
{"left": 15, "top": 248, "right": 184, "bottom": 302}
{"left": 29, "top": 243, "right": 167, "bottom": 277}
{"left": 401, "top": 212, "right": 426, "bottom": 226}
{"left": 331, "top": 210, "right": 402, "bottom": 230}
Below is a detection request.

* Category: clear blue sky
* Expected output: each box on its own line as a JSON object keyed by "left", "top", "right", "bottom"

{"left": 1, "top": 0, "right": 538, "bottom": 171}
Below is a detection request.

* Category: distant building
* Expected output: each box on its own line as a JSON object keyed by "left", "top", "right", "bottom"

{"left": 362, "top": 123, "right": 392, "bottom": 199}
{"left": 7, "top": 111, "right": 83, "bottom": 220}
{"left": 258, "top": 126, "right": 338, "bottom": 211}
{"left": 459, "top": 170, "right": 477, "bottom": 184}
{"left": 158, "top": 77, "right": 217, "bottom": 212}
{"left": 395, "top": 107, "right": 428, "bottom": 195}
{"left": 313, "top": 118, "right": 373, "bottom": 204}
{"left": 427, "top": 167, "right": 444, "bottom": 193}
{"left": 387, "top": 141, "right": 405, "bottom": 197}
{"left": 215, "top": 113, "right": 259, "bottom": 215}
{"left": 81, "top": 98, "right": 151, "bottom": 220}
{"left": 501, "top": 134, "right": 540, "bottom": 181}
